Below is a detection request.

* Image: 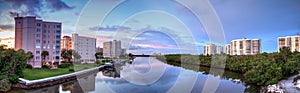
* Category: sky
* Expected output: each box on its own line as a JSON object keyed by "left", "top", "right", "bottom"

{"left": 0, "top": 0, "right": 300, "bottom": 54}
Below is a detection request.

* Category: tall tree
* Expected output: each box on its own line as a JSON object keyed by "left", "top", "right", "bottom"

{"left": 95, "top": 52, "right": 103, "bottom": 59}
{"left": 61, "top": 49, "right": 73, "bottom": 62}
{"left": 41, "top": 51, "right": 49, "bottom": 63}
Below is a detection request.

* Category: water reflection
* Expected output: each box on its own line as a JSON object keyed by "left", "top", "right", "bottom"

{"left": 11, "top": 57, "right": 261, "bottom": 93}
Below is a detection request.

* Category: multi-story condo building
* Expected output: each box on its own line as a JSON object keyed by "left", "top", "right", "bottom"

{"left": 0, "top": 37, "right": 14, "bottom": 49}
{"left": 61, "top": 36, "right": 72, "bottom": 50}
{"left": 226, "top": 38, "right": 261, "bottom": 55}
{"left": 226, "top": 44, "right": 231, "bottom": 55}
{"left": 103, "top": 40, "right": 122, "bottom": 58}
{"left": 204, "top": 43, "right": 223, "bottom": 55}
{"left": 15, "top": 16, "right": 61, "bottom": 68}
{"left": 278, "top": 34, "right": 300, "bottom": 52}
{"left": 72, "top": 34, "right": 96, "bottom": 62}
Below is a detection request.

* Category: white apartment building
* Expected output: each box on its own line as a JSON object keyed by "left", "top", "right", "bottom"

{"left": 278, "top": 35, "right": 300, "bottom": 52}
{"left": 103, "top": 40, "right": 122, "bottom": 58}
{"left": 15, "top": 16, "right": 61, "bottom": 68}
{"left": 72, "top": 34, "right": 96, "bottom": 62}
{"left": 226, "top": 38, "right": 261, "bottom": 55}
{"left": 0, "top": 37, "right": 14, "bottom": 49}
{"left": 204, "top": 43, "right": 224, "bottom": 55}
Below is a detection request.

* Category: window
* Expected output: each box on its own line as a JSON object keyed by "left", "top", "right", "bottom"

{"left": 43, "top": 41, "right": 46, "bottom": 44}
{"left": 35, "top": 45, "right": 40, "bottom": 48}
{"left": 36, "top": 56, "right": 40, "bottom": 60}
{"left": 56, "top": 41, "right": 60, "bottom": 44}
{"left": 43, "top": 24, "right": 46, "bottom": 28}
{"left": 48, "top": 30, "right": 50, "bottom": 33}
{"left": 36, "top": 40, "right": 40, "bottom": 43}
{"left": 36, "top": 34, "right": 40, "bottom": 37}
{"left": 56, "top": 25, "right": 61, "bottom": 28}
{"left": 36, "top": 51, "right": 40, "bottom": 54}
{"left": 56, "top": 30, "right": 61, "bottom": 33}
{"left": 48, "top": 25, "right": 50, "bottom": 28}
{"left": 37, "top": 28, "right": 41, "bottom": 32}
{"left": 56, "top": 56, "right": 59, "bottom": 60}
{"left": 43, "top": 30, "right": 46, "bottom": 33}
{"left": 37, "top": 23, "right": 41, "bottom": 26}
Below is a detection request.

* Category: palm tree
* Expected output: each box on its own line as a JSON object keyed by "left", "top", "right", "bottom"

{"left": 41, "top": 51, "right": 49, "bottom": 64}
{"left": 26, "top": 51, "right": 34, "bottom": 67}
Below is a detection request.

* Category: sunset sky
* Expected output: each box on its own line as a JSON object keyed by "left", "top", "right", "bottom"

{"left": 0, "top": 0, "right": 300, "bottom": 54}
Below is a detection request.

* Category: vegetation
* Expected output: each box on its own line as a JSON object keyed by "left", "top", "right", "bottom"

{"left": 0, "top": 46, "right": 30, "bottom": 92}
{"left": 95, "top": 52, "right": 103, "bottom": 59}
{"left": 157, "top": 47, "right": 300, "bottom": 86}
{"left": 41, "top": 51, "right": 49, "bottom": 63}
{"left": 61, "top": 49, "right": 81, "bottom": 63}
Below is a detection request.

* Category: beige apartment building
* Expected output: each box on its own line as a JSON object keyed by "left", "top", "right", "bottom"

{"left": 103, "top": 40, "right": 122, "bottom": 58}
{"left": 61, "top": 36, "right": 72, "bottom": 50}
{"left": 204, "top": 43, "right": 224, "bottom": 55}
{"left": 0, "top": 37, "right": 14, "bottom": 49}
{"left": 226, "top": 38, "right": 261, "bottom": 55}
{"left": 15, "top": 16, "right": 61, "bottom": 68}
{"left": 278, "top": 35, "right": 300, "bottom": 52}
{"left": 72, "top": 34, "right": 96, "bottom": 62}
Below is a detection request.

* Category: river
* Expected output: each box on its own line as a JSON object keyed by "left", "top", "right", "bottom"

{"left": 9, "top": 57, "right": 261, "bottom": 93}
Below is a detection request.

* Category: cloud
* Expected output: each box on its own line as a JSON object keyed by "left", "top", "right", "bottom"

{"left": 0, "top": 24, "right": 14, "bottom": 32}
{"left": 89, "top": 25, "right": 131, "bottom": 31}
{"left": 45, "top": 0, "right": 75, "bottom": 11}
{"left": 4, "top": 0, "right": 74, "bottom": 17}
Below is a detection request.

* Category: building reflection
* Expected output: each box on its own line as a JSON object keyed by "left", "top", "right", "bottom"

{"left": 101, "top": 61, "right": 132, "bottom": 78}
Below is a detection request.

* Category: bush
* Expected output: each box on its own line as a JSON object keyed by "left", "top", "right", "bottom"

{"left": 8, "top": 75, "right": 19, "bottom": 83}
{"left": 69, "top": 68, "right": 75, "bottom": 72}
{"left": 58, "top": 64, "right": 72, "bottom": 68}
{"left": 96, "top": 60, "right": 105, "bottom": 65}
{"left": 0, "top": 78, "right": 11, "bottom": 92}
{"left": 42, "top": 65, "right": 49, "bottom": 69}
{"left": 26, "top": 64, "right": 33, "bottom": 69}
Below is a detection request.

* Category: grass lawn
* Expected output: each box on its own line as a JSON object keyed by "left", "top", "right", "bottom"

{"left": 23, "top": 63, "right": 99, "bottom": 80}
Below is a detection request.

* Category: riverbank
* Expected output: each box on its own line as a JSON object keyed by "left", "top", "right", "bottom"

{"left": 12, "top": 64, "right": 112, "bottom": 89}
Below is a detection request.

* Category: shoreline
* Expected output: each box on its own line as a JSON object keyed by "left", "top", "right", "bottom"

{"left": 12, "top": 65, "right": 111, "bottom": 90}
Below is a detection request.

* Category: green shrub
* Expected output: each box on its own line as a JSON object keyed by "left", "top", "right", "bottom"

{"left": 26, "top": 64, "right": 33, "bottom": 69}
{"left": 69, "top": 68, "right": 75, "bottom": 72}
{"left": 58, "top": 64, "right": 72, "bottom": 68}
{"left": 0, "top": 78, "right": 11, "bottom": 92}
{"left": 8, "top": 75, "right": 19, "bottom": 83}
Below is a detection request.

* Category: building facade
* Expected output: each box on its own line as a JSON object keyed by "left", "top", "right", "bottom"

{"left": 204, "top": 43, "right": 223, "bottom": 55}
{"left": 15, "top": 16, "right": 61, "bottom": 68}
{"left": 72, "top": 34, "right": 96, "bottom": 62}
{"left": 226, "top": 38, "right": 261, "bottom": 55}
{"left": 103, "top": 40, "right": 122, "bottom": 58}
{"left": 0, "top": 37, "right": 14, "bottom": 49}
{"left": 60, "top": 36, "right": 72, "bottom": 50}
{"left": 278, "top": 35, "right": 300, "bottom": 52}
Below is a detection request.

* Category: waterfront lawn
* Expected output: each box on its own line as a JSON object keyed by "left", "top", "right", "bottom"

{"left": 23, "top": 68, "right": 71, "bottom": 80}
{"left": 23, "top": 63, "right": 99, "bottom": 80}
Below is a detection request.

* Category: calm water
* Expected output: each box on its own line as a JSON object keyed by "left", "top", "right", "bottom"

{"left": 10, "top": 57, "right": 260, "bottom": 93}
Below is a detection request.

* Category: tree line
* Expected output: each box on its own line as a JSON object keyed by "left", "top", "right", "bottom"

{"left": 157, "top": 47, "right": 300, "bottom": 86}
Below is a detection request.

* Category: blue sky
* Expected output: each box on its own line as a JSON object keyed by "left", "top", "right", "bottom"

{"left": 0, "top": 0, "right": 300, "bottom": 54}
